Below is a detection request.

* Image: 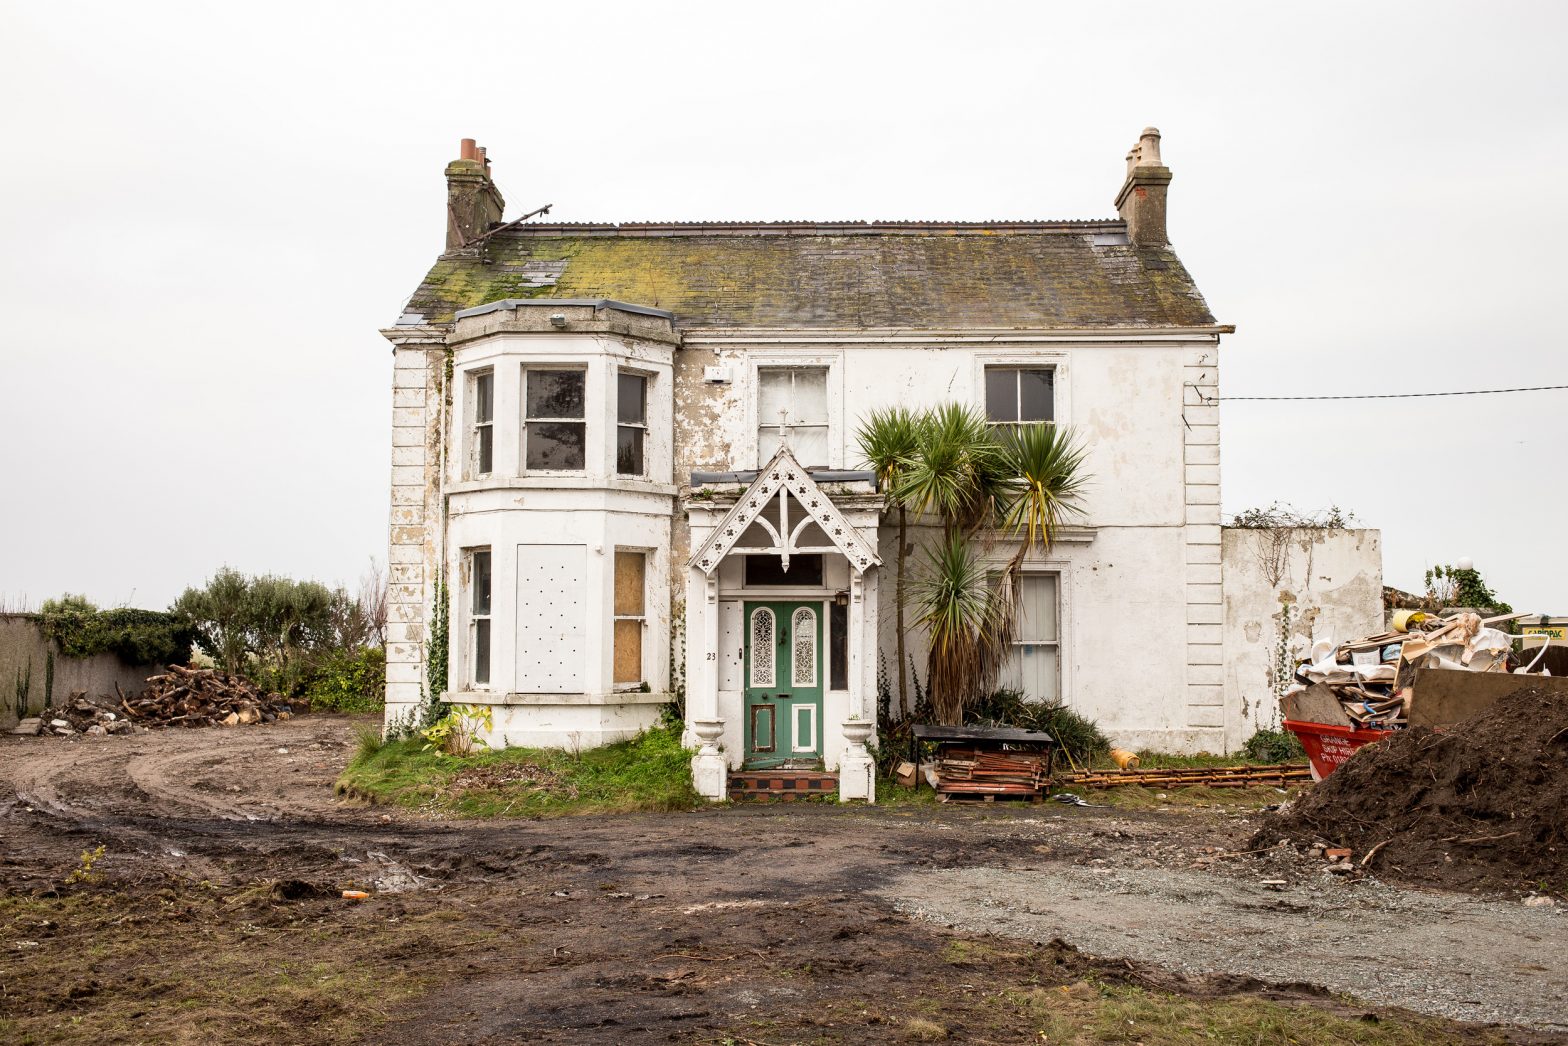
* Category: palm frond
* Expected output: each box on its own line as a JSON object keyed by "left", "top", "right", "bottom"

{"left": 896, "top": 403, "right": 1005, "bottom": 529}
{"left": 854, "top": 406, "right": 924, "bottom": 505}
{"left": 996, "top": 423, "right": 1090, "bottom": 554}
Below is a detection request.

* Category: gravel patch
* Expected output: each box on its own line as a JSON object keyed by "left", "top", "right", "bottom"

{"left": 883, "top": 864, "right": 1568, "bottom": 1031}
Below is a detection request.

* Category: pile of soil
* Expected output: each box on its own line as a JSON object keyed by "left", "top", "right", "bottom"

{"left": 1262, "top": 686, "right": 1568, "bottom": 891}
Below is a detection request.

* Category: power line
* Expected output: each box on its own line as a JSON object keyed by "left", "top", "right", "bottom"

{"left": 1219, "top": 384, "right": 1568, "bottom": 402}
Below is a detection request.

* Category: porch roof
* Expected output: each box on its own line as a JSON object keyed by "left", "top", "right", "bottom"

{"left": 689, "top": 446, "right": 882, "bottom": 576}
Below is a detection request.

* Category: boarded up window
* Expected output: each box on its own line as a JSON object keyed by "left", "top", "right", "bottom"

{"left": 613, "top": 550, "right": 646, "bottom": 685}
{"left": 515, "top": 545, "right": 586, "bottom": 693}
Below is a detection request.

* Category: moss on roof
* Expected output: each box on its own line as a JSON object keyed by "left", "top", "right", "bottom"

{"left": 400, "top": 224, "right": 1216, "bottom": 330}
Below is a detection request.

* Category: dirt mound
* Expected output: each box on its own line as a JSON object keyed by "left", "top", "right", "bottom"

{"left": 1262, "top": 686, "right": 1568, "bottom": 892}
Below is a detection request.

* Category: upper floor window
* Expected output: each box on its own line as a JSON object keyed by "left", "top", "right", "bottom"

{"left": 985, "top": 367, "right": 1054, "bottom": 427}
{"left": 524, "top": 368, "right": 586, "bottom": 471}
{"left": 617, "top": 372, "right": 647, "bottom": 476}
{"left": 469, "top": 370, "right": 495, "bottom": 477}
{"left": 758, "top": 366, "right": 828, "bottom": 467}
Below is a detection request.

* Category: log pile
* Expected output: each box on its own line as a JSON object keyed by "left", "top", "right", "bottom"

{"left": 117, "top": 665, "right": 298, "bottom": 729}
{"left": 934, "top": 747, "right": 1049, "bottom": 797}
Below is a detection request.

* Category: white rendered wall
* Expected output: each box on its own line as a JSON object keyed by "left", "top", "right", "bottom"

{"left": 679, "top": 333, "right": 1223, "bottom": 752}
{"left": 1222, "top": 527, "right": 1384, "bottom": 750}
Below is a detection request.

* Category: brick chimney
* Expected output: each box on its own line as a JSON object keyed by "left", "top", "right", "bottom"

{"left": 1113, "top": 127, "right": 1171, "bottom": 247}
{"left": 445, "top": 138, "right": 506, "bottom": 251}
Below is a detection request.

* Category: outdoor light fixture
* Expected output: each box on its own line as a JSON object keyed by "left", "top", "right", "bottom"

{"left": 834, "top": 591, "right": 849, "bottom": 607}
{"left": 549, "top": 313, "right": 567, "bottom": 328}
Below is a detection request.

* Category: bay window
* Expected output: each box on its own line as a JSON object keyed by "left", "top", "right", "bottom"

{"left": 467, "top": 548, "right": 493, "bottom": 687}
{"left": 613, "top": 549, "right": 646, "bottom": 685}
{"left": 524, "top": 368, "right": 587, "bottom": 471}
{"left": 617, "top": 372, "right": 647, "bottom": 476}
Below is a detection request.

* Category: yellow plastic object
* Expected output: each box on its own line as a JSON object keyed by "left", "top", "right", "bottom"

{"left": 341, "top": 890, "right": 369, "bottom": 901}
{"left": 1391, "top": 610, "right": 1428, "bottom": 633}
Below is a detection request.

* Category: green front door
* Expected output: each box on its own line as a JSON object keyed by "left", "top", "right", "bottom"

{"left": 742, "top": 600, "right": 824, "bottom": 769}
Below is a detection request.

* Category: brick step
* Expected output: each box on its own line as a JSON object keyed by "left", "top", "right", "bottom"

{"left": 728, "top": 771, "right": 838, "bottom": 801}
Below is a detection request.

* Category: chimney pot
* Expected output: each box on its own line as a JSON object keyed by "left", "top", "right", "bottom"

{"left": 460, "top": 138, "right": 478, "bottom": 161}
{"left": 1138, "top": 127, "right": 1162, "bottom": 167}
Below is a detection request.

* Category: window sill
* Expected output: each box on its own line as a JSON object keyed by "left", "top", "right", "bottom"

{"left": 448, "top": 476, "right": 678, "bottom": 497}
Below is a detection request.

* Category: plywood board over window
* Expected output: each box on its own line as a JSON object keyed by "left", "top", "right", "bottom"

{"left": 613, "top": 550, "right": 646, "bottom": 685}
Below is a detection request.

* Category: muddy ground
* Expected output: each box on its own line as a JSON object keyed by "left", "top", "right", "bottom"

{"left": 1, "top": 716, "right": 1564, "bottom": 1044}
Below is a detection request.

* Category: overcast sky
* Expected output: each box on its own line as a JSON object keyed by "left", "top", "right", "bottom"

{"left": 2, "top": 1, "right": 1564, "bottom": 614}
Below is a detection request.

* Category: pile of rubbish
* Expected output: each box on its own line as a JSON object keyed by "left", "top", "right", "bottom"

{"left": 1263, "top": 685, "right": 1568, "bottom": 891}
{"left": 8, "top": 664, "right": 298, "bottom": 737}
{"left": 1287, "top": 610, "right": 1537, "bottom": 729}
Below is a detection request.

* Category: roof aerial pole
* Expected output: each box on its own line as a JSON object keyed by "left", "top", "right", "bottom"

{"left": 464, "top": 203, "right": 554, "bottom": 249}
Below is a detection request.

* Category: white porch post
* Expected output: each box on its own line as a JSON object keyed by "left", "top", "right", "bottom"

{"left": 838, "top": 569, "right": 876, "bottom": 802}
{"left": 690, "top": 569, "right": 727, "bottom": 801}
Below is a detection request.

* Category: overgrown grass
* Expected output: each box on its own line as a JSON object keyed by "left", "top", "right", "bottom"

{"left": 335, "top": 724, "right": 700, "bottom": 818}
{"left": 994, "top": 979, "right": 1497, "bottom": 1046}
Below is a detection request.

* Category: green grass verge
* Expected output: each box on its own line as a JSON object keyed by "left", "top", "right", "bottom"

{"left": 335, "top": 724, "right": 701, "bottom": 818}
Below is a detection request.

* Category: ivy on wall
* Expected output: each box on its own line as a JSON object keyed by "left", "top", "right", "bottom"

{"left": 36, "top": 595, "right": 196, "bottom": 667}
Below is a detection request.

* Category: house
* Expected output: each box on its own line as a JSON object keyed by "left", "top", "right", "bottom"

{"left": 381, "top": 130, "right": 1381, "bottom": 801}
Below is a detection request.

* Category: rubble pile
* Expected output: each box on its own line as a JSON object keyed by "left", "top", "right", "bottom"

{"left": 123, "top": 665, "right": 298, "bottom": 728}
{"left": 1263, "top": 685, "right": 1568, "bottom": 891}
{"left": 31, "top": 693, "right": 139, "bottom": 737}
{"left": 10, "top": 665, "right": 298, "bottom": 737}
{"left": 1288, "top": 610, "right": 1532, "bottom": 728}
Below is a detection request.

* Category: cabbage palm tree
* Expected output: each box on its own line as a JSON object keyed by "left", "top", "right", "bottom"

{"left": 897, "top": 403, "right": 1009, "bottom": 535}
{"left": 903, "top": 413, "right": 1089, "bottom": 724}
{"left": 856, "top": 406, "right": 923, "bottom": 719}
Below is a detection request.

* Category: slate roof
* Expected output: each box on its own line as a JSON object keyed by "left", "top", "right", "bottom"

{"left": 398, "top": 221, "right": 1217, "bottom": 330}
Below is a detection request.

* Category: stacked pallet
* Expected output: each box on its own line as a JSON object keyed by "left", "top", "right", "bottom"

{"left": 934, "top": 747, "right": 1048, "bottom": 797}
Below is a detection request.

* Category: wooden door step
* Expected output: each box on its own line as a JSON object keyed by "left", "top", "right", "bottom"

{"left": 728, "top": 770, "right": 838, "bottom": 801}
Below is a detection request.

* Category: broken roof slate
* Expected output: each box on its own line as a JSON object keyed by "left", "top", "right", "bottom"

{"left": 400, "top": 221, "right": 1217, "bottom": 330}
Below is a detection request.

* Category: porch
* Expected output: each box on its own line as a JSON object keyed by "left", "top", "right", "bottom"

{"left": 683, "top": 447, "right": 883, "bottom": 802}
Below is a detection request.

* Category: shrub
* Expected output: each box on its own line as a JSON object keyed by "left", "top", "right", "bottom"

{"left": 968, "top": 688, "right": 1110, "bottom": 766}
{"left": 303, "top": 647, "right": 386, "bottom": 713}
{"left": 1241, "top": 726, "right": 1304, "bottom": 763}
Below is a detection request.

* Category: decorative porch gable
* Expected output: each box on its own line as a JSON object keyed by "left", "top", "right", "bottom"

{"left": 689, "top": 446, "right": 882, "bottom": 576}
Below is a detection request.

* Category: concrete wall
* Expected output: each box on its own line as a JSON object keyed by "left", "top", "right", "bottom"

{"left": 1221, "top": 527, "right": 1384, "bottom": 749}
{"left": 0, "top": 615, "right": 160, "bottom": 728}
